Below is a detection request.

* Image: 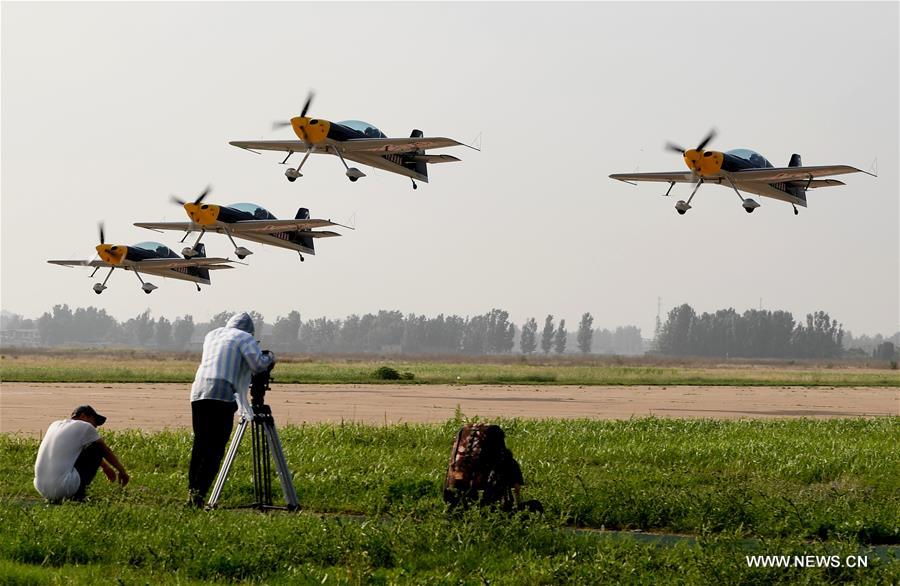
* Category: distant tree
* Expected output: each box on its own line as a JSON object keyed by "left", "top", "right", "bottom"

{"left": 485, "top": 308, "right": 515, "bottom": 353}
{"left": 172, "top": 315, "right": 194, "bottom": 350}
{"left": 155, "top": 317, "right": 172, "bottom": 348}
{"left": 520, "top": 318, "right": 538, "bottom": 354}
{"left": 37, "top": 304, "right": 74, "bottom": 346}
{"left": 873, "top": 341, "right": 896, "bottom": 361}
{"left": 554, "top": 319, "right": 568, "bottom": 354}
{"left": 461, "top": 315, "right": 488, "bottom": 355}
{"left": 272, "top": 311, "right": 302, "bottom": 351}
{"left": 207, "top": 311, "right": 233, "bottom": 330}
{"left": 541, "top": 315, "right": 555, "bottom": 354}
{"left": 577, "top": 312, "right": 594, "bottom": 354}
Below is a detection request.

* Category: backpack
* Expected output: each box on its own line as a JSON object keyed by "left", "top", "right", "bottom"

{"left": 443, "top": 424, "right": 512, "bottom": 508}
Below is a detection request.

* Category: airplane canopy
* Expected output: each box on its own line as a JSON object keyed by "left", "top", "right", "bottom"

{"left": 337, "top": 120, "right": 387, "bottom": 138}
{"left": 132, "top": 242, "right": 179, "bottom": 258}
{"left": 229, "top": 203, "right": 277, "bottom": 220}
{"left": 726, "top": 149, "right": 773, "bottom": 168}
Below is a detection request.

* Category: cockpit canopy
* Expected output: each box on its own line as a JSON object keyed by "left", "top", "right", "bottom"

{"left": 726, "top": 149, "right": 773, "bottom": 168}
{"left": 132, "top": 242, "right": 178, "bottom": 258}
{"left": 337, "top": 119, "right": 387, "bottom": 138}
{"left": 229, "top": 203, "right": 276, "bottom": 220}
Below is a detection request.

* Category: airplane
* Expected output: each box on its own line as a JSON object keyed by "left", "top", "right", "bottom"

{"left": 609, "top": 130, "right": 875, "bottom": 215}
{"left": 133, "top": 186, "right": 349, "bottom": 262}
{"left": 229, "top": 92, "right": 477, "bottom": 189}
{"left": 48, "top": 224, "right": 236, "bottom": 294}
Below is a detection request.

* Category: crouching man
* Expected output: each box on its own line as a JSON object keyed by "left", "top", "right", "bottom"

{"left": 188, "top": 312, "right": 275, "bottom": 508}
{"left": 34, "top": 405, "right": 129, "bottom": 503}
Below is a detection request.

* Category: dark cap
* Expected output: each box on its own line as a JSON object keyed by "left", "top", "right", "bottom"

{"left": 71, "top": 405, "right": 107, "bottom": 426}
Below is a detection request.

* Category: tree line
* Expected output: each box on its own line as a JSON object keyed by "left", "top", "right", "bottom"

{"left": 3, "top": 304, "right": 895, "bottom": 360}
{"left": 654, "top": 304, "right": 870, "bottom": 359}
{"left": 0, "top": 306, "right": 643, "bottom": 355}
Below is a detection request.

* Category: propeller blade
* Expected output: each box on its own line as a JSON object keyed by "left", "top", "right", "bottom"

{"left": 696, "top": 128, "right": 717, "bottom": 151}
{"left": 300, "top": 90, "right": 315, "bottom": 118}
{"left": 665, "top": 142, "right": 686, "bottom": 154}
{"left": 170, "top": 195, "right": 187, "bottom": 206}
{"left": 98, "top": 222, "right": 105, "bottom": 245}
{"left": 194, "top": 185, "right": 211, "bottom": 205}
{"left": 272, "top": 121, "right": 292, "bottom": 131}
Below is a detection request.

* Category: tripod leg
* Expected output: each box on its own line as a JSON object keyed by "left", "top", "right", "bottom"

{"left": 207, "top": 417, "right": 249, "bottom": 509}
{"left": 263, "top": 419, "right": 300, "bottom": 509}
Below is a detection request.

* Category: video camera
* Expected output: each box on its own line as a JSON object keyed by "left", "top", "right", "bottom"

{"left": 250, "top": 350, "right": 276, "bottom": 407}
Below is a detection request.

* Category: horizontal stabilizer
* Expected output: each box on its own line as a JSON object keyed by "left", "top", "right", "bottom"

{"left": 789, "top": 179, "right": 846, "bottom": 189}
{"left": 408, "top": 154, "right": 461, "bottom": 164}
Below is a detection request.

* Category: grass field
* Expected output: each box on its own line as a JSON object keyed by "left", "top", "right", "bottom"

{"left": 2, "top": 351, "right": 898, "bottom": 386}
{"left": 1, "top": 418, "right": 898, "bottom": 583}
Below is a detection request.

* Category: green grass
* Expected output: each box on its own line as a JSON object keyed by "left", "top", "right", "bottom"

{"left": 2, "top": 353, "right": 898, "bottom": 386}
{"left": 1, "top": 418, "right": 898, "bottom": 582}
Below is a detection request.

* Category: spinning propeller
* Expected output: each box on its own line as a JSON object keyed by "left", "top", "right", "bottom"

{"left": 170, "top": 185, "right": 211, "bottom": 207}
{"left": 665, "top": 129, "right": 722, "bottom": 176}
{"left": 272, "top": 91, "right": 315, "bottom": 142}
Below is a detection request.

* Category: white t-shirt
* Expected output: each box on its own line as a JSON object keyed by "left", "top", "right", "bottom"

{"left": 33, "top": 419, "right": 101, "bottom": 500}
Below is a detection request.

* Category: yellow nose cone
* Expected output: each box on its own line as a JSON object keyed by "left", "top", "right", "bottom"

{"left": 96, "top": 244, "right": 127, "bottom": 265}
{"left": 698, "top": 151, "right": 724, "bottom": 176}
{"left": 292, "top": 117, "right": 330, "bottom": 144}
{"left": 683, "top": 149, "right": 702, "bottom": 172}
{"left": 184, "top": 203, "right": 220, "bottom": 226}
{"left": 684, "top": 150, "right": 724, "bottom": 176}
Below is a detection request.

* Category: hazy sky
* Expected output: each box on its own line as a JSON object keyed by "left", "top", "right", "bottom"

{"left": 2, "top": 2, "right": 898, "bottom": 337}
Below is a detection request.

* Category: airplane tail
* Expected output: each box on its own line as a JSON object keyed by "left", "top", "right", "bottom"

{"left": 785, "top": 153, "right": 808, "bottom": 205}
{"left": 295, "top": 207, "right": 314, "bottom": 252}
{"left": 409, "top": 129, "right": 428, "bottom": 181}
{"left": 193, "top": 243, "right": 210, "bottom": 282}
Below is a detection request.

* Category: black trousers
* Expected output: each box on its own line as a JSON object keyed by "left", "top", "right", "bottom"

{"left": 189, "top": 399, "right": 237, "bottom": 500}
{"left": 72, "top": 441, "right": 104, "bottom": 501}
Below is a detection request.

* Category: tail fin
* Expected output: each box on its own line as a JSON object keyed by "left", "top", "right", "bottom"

{"left": 193, "top": 243, "right": 210, "bottom": 281}
{"left": 785, "top": 154, "right": 808, "bottom": 205}
{"left": 294, "top": 207, "right": 314, "bottom": 252}
{"left": 409, "top": 129, "right": 428, "bottom": 180}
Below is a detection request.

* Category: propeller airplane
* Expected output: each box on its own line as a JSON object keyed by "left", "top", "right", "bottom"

{"left": 134, "top": 186, "right": 350, "bottom": 261}
{"left": 609, "top": 130, "right": 875, "bottom": 215}
{"left": 229, "top": 92, "right": 477, "bottom": 189}
{"left": 48, "top": 223, "right": 236, "bottom": 294}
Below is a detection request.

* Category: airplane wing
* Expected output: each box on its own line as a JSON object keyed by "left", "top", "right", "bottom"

{"left": 230, "top": 140, "right": 308, "bottom": 153}
{"left": 47, "top": 259, "right": 109, "bottom": 268}
{"left": 731, "top": 165, "right": 871, "bottom": 182}
{"left": 229, "top": 138, "right": 476, "bottom": 155}
{"left": 134, "top": 257, "right": 233, "bottom": 270}
{"left": 340, "top": 137, "right": 474, "bottom": 154}
{"left": 609, "top": 172, "right": 696, "bottom": 184}
{"left": 135, "top": 219, "right": 345, "bottom": 233}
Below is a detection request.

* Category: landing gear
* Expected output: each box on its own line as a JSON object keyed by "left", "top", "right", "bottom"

{"left": 93, "top": 267, "right": 114, "bottom": 294}
{"left": 133, "top": 270, "right": 157, "bottom": 294}
{"left": 222, "top": 228, "right": 252, "bottom": 260}
{"left": 726, "top": 176, "right": 760, "bottom": 214}
{"left": 284, "top": 147, "right": 313, "bottom": 183}
{"left": 182, "top": 230, "right": 206, "bottom": 258}
{"left": 333, "top": 147, "right": 366, "bottom": 182}
{"left": 675, "top": 178, "right": 703, "bottom": 215}
{"left": 792, "top": 204, "right": 799, "bottom": 216}
{"left": 298, "top": 252, "right": 305, "bottom": 262}
{"left": 196, "top": 284, "right": 201, "bottom": 292}
{"left": 411, "top": 179, "right": 418, "bottom": 190}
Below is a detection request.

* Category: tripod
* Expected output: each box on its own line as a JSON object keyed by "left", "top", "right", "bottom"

{"left": 206, "top": 368, "right": 299, "bottom": 511}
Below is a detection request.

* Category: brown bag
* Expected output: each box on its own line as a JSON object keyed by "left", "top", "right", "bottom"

{"left": 443, "top": 424, "right": 508, "bottom": 507}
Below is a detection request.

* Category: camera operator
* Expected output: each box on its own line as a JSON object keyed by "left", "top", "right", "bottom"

{"left": 188, "top": 312, "right": 275, "bottom": 507}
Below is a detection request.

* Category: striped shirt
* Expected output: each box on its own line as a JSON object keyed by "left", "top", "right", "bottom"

{"left": 191, "top": 319, "right": 274, "bottom": 403}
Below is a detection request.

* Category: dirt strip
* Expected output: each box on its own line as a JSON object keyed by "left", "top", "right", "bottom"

{"left": 1, "top": 383, "right": 897, "bottom": 436}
